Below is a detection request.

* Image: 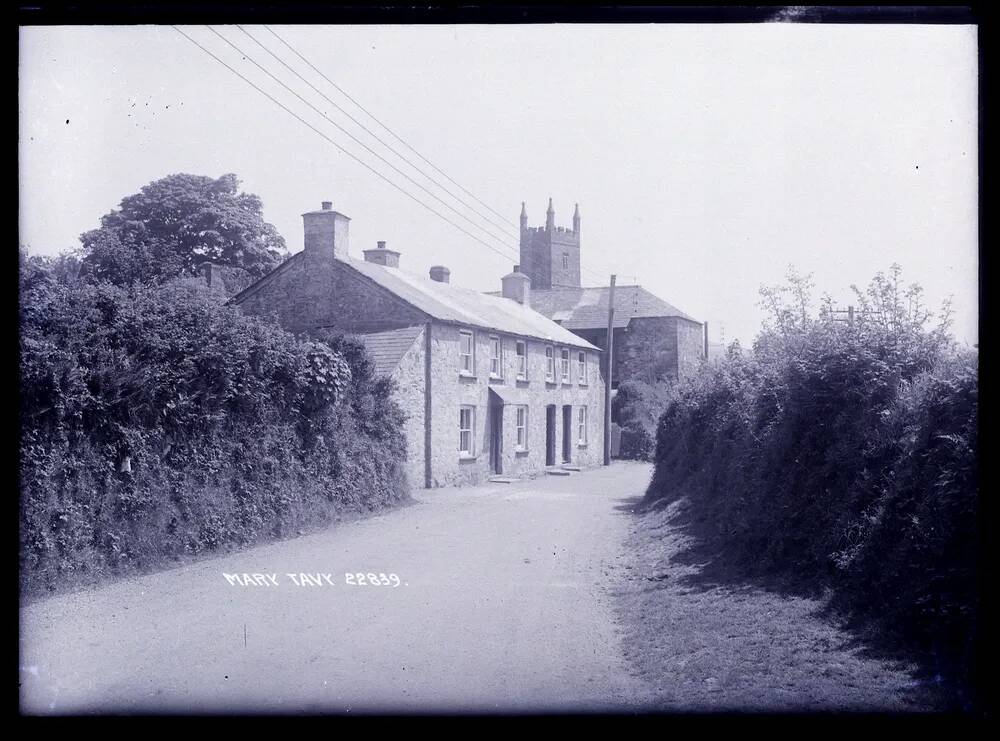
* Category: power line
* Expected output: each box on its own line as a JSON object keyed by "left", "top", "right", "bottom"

{"left": 179, "top": 26, "right": 615, "bottom": 285}
{"left": 204, "top": 26, "right": 520, "bottom": 258}
{"left": 236, "top": 26, "right": 613, "bottom": 285}
{"left": 263, "top": 24, "right": 516, "bottom": 229}
{"left": 172, "top": 25, "right": 520, "bottom": 266}
{"left": 236, "top": 25, "right": 521, "bottom": 242}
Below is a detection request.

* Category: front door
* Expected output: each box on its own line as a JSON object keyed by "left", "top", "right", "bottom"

{"left": 562, "top": 404, "right": 573, "bottom": 464}
{"left": 545, "top": 405, "right": 556, "bottom": 466}
{"left": 489, "top": 400, "right": 503, "bottom": 475}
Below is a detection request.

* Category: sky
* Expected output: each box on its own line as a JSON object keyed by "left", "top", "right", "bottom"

{"left": 19, "top": 23, "right": 978, "bottom": 347}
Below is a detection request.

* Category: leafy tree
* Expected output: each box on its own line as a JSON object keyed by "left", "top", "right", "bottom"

{"left": 79, "top": 173, "right": 286, "bottom": 285}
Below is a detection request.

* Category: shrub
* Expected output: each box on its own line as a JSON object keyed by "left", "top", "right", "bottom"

{"left": 20, "top": 253, "right": 409, "bottom": 598}
{"left": 613, "top": 379, "right": 673, "bottom": 461}
{"left": 645, "top": 265, "right": 978, "bottom": 699}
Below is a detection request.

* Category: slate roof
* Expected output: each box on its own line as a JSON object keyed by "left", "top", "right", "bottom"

{"left": 343, "top": 256, "right": 598, "bottom": 350}
{"left": 357, "top": 326, "right": 423, "bottom": 377}
{"left": 527, "top": 285, "right": 699, "bottom": 329}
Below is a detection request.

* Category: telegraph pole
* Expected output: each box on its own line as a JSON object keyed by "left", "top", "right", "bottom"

{"left": 603, "top": 274, "right": 616, "bottom": 466}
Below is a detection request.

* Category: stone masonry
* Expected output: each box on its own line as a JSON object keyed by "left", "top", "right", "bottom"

{"left": 231, "top": 202, "right": 605, "bottom": 490}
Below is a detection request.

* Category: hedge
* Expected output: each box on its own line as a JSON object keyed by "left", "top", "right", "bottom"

{"left": 20, "top": 254, "right": 410, "bottom": 598}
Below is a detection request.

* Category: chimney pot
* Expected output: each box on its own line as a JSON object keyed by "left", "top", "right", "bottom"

{"left": 303, "top": 202, "right": 350, "bottom": 260}
{"left": 501, "top": 268, "right": 531, "bottom": 306}
{"left": 363, "top": 241, "right": 400, "bottom": 267}
{"left": 429, "top": 265, "right": 451, "bottom": 283}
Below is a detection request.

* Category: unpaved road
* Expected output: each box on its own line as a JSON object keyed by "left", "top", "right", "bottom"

{"left": 20, "top": 464, "right": 654, "bottom": 714}
{"left": 20, "top": 462, "right": 937, "bottom": 714}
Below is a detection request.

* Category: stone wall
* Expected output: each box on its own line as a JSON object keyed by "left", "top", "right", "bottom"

{"left": 234, "top": 255, "right": 426, "bottom": 335}
{"left": 519, "top": 226, "right": 581, "bottom": 290}
{"left": 675, "top": 317, "right": 706, "bottom": 380}
{"left": 425, "top": 323, "right": 604, "bottom": 487}
{"left": 387, "top": 325, "right": 428, "bottom": 491}
{"left": 233, "top": 253, "right": 606, "bottom": 489}
{"left": 571, "top": 316, "right": 705, "bottom": 387}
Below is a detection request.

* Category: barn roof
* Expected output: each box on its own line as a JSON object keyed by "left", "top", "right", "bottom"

{"left": 527, "top": 285, "right": 699, "bottom": 329}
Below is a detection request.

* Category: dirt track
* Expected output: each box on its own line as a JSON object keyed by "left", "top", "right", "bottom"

{"left": 20, "top": 461, "right": 938, "bottom": 714}
{"left": 20, "top": 464, "right": 653, "bottom": 714}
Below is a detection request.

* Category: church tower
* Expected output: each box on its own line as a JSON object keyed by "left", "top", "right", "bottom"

{"left": 518, "top": 198, "right": 581, "bottom": 289}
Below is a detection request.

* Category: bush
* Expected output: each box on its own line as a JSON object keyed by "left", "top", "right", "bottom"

{"left": 613, "top": 379, "right": 673, "bottom": 461}
{"left": 20, "top": 253, "right": 409, "bottom": 598}
{"left": 645, "top": 265, "right": 978, "bottom": 700}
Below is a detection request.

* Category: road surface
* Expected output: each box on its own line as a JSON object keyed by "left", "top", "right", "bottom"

{"left": 20, "top": 463, "right": 654, "bottom": 714}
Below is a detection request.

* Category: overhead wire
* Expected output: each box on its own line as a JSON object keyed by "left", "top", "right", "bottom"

{"left": 203, "top": 25, "right": 520, "bottom": 258}
{"left": 172, "top": 25, "right": 520, "bottom": 266}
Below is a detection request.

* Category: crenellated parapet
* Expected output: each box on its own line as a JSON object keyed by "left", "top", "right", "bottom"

{"left": 518, "top": 198, "right": 582, "bottom": 289}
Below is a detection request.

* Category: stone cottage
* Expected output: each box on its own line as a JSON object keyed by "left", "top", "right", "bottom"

{"left": 230, "top": 202, "right": 605, "bottom": 490}
{"left": 517, "top": 199, "right": 706, "bottom": 388}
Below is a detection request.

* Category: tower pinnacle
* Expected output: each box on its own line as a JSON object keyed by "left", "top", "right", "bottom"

{"left": 545, "top": 197, "right": 555, "bottom": 231}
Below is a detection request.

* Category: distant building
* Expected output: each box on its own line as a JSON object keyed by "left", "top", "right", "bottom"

{"left": 516, "top": 200, "right": 706, "bottom": 388}
{"left": 705, "top": 341, "right": 727, "bottom": 363}
{"left": 229, "top": 202, "right": 605, "bottom": 490}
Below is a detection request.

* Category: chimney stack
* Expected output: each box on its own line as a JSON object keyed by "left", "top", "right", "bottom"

{"left": 303, "top": 201, "right": 350, "bottom": 261}
{"left": 501, "top": 264, "right": 531, "bottom": 306}
{"left": 429, "top": 265, "right": 450, "bottom": 283}
{"left": 363, "top": 239, "right": 400, "bottom": 268}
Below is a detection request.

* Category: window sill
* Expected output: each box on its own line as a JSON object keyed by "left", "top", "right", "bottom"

{"left": 515, "top": 448, "right": 529, "bottom": 456}
{"left": 577, "top": 443, "right": 588, "bottom": 448}
{"left": 458, "top": 454, "right": 478, "bottom": 462}
{"left": 488, "top": 375, "right": 505, "bottom": 383}
{"left": 545, "top": 379, "right": 558, "bottom": 386}
{"left": 458, "top": 371, "right": 476, "bottom": 380}
{"left": 578, "top": 382, "right": 589, "bottom": 387}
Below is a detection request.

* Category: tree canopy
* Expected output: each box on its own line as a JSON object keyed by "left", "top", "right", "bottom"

{"left": 79, "top": 173, "right": 286, "bottom": 285}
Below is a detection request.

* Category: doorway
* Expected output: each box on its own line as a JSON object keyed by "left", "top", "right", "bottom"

{"left": 545, "top": 405, "right": 556, "bottom": 466}
{"left": 562, "top": 405, "right": 573, "bottom": 464}
{"left": 489, "top": 395, "right": 503, "bottom": 475}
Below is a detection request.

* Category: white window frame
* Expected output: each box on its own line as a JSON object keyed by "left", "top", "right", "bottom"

{"left": 515, "top": 405, "right": 528, "bottom": 451}
{"left": 560, "top": 348, "right": 571, "bottom": 383}
{"left": 577, "top": 351, "right": 587, "bottom": 384}
{"left": 577, "top": 406, "right": 588, "bottom": 445}
{"left": 459, "top": 330, "right": 475, "bottom": 376}
{"left": 489, "top": 335, "right": 503, "bottom": 379}
{"left": 515, "top": 340, "right": 527, "bottom": 380}
{"left": 545, "top": 345, "right": 555, "bottom": 382}
{"left": 459, "top": 405, "right": 476, "bottom": 456}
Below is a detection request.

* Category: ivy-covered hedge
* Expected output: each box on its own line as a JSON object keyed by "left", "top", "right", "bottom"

{"left": 612, "top": 379, "right": 673, "bottom": 461}
{"left": 20, "top": 254, "right": 409, "bottom": 598}
{"left": 645, "top": 268, "right": 979, "bottom": 704}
